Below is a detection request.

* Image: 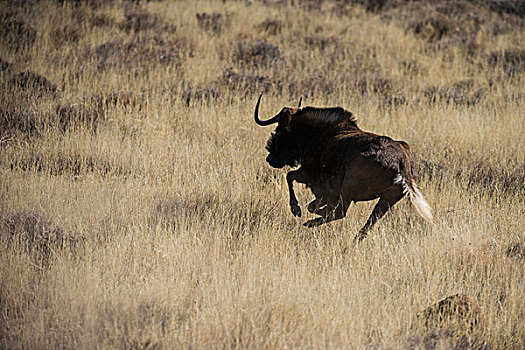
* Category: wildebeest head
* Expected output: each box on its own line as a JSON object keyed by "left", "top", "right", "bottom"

{"left": 254, "top": 94, "right": 302, "bottom": 168}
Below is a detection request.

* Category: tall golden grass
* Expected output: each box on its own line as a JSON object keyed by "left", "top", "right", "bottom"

{"left": 1, "top": 0, "right": 524, "bottom": 348}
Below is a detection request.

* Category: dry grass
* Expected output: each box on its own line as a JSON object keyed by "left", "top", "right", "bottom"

{"left": 1, "top": 0, "right": 524, "bottom": 349}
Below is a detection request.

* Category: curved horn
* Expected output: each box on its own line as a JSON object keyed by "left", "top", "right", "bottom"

{"left": 298, "top": 97, "right": 302, "bottom": 108}
{"left": 254, "top": 94, "right": 280, "bottom": 126}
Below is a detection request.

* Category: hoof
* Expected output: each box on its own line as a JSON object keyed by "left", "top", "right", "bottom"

{"left": 353, "top": 232, "right": 367, "bottom": 243}
{"left": 307, "top": 202, "right": 326, "bottom": 215}
{"left": 303, "top": 218, "right": 324, "bottom": 228}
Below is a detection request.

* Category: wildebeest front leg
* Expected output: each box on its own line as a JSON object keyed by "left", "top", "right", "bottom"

{"left": 286, "top": 170, "right": 305, "bottom": 217}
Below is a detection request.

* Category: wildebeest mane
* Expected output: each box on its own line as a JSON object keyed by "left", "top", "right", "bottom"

{"left": 296, "top": 107, "right": 359, "bottom": 130}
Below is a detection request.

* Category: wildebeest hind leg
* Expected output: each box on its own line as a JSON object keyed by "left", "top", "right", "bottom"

{"left": 354, "top": 189, "right": 404, "bottom": 242}
{"left": 304, "top": 200, "right": 351, "bottom": 228}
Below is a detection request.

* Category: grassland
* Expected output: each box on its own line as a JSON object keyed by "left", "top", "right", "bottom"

{"left": 1, "top": 0, "right": 524, "bottom": 348}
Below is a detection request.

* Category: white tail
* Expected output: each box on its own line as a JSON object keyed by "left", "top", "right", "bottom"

{"left": 395, "top": 175, "right": 433, "bottom": 222}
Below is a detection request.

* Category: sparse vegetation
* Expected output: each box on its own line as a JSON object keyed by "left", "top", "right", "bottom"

{"left": 0, "top": 0, "right": 523, "bottom": 349}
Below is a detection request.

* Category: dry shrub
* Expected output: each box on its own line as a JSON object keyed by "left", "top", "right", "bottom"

{"left": 217, "top": 68, "right": 275, "bottom": 96}
{"left": 53, "top": 104, "right": 105, "bottom": 133}
{"left": 53, "top": 91, "right": 146, "bottom": 133}
{"left": 506, "top": 242, "right": 525, "bottom": 260}
{"left": 488, "top": 49, "right": 525, "bottom": 76}
{"left": 0, "top": 57, "right": 11, "bottom": 71}
{"left": 424, "top": 80, "right": 485, "bottom": 106}
{"left": 196, "top": 12, "right": 231, "bottom": 34}
{"left": 11, "top": 151, "right": 135, "bottom": 178}
{"left": 181, "top": 83, "right": 220, "bottom": 106}
{"left": 486, "top": 0, "right": 525, "bottom": 17}
{"left": 152, "top": 194, "right": 273, "bottom": 234}
{"left": 287, "top": 73, "right": 337, "bottom": 99}
{"left": 458, "top": 160, "right": 525, "bottom": 196}
{"left": 418, "top": 160, "right": 445, "bottom": 183}
{"left": 408, "top": 12, "right": 462, "bottom": 42}
{"left": 0, "top": 108, "right": 43, "bottom": 138}
{"left": 0, "top": 19, "right": 37, "bottom": 51}
{"left": 89, "top": 35, "right": 188, "bottom": 73}
{"left": 84, "top": 90, "right": 147, "bottom": 110}
{"left": 121, "top": 7, "right": 163, "bottom": 32}
{"left": 407, "top": 329, "right": 491, "bottom": 350}
{"left": 304, "top": 34, "right": 337, "bottom": 52}
{"left": 399, "top": 59, "right": 422, "bottom": 75}
{"left": 0, "top": 209, "right": 82, "bottom": 264}
{"left": 420, "top": 294, "right": 482, "bottom": 332}
{"left": 232, "top": 39, "right": 280, "bottom": 68}
{"left": 9, "top": 71, "right": 58, "bottom": 97}
{"left": 94, "top": 301, "right": 171, "bottom": 349}
{"left": 297, "top": 0, "right": 324, "bottom": 11}
{"left": 349, "top": 0, "right": 395, "bottom": 13}
{"left": 256, "top": 18, "right": 283, "bottom": 35}
{"left": 357, "top": 74, "right": 394, "bottom": 98}
{"left": 90, "top": 13, "right": 116, "bottom": 27}
{"left": 51, "top": 24, "right": 81, "bottom": 46}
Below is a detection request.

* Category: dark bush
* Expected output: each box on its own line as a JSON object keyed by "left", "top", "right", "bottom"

{"left": 424, "top": 80, "right": 485, "bottom": 106}
{"left": 0, "top": 108, "right": 42, "bottom": 137}
{"left": 90, "top": 35, "right": 184, "bottom": 73}
{"left": 488, "top": 49, "right": 525, "bottom": 76}
{"left": 357, "top": 74, "right": 394, "bottom": 98}
{"left": 196, "top": 12, "right": 230, "bottom": 34}
{"left": 53, "top": 104, "right": 104, "bottom": 133}
{"left": 217, "top": 68, "right": 275, "bottom": 96}
{"left": 421, "top": 294, "right": 482, "bottom": 332}
{"left": 487, "top": 0, "right": 525, "bottom": 17}
{"left": 408, "top": 12, "right": 461, "bottom": 42}
{"left": 52, "top": 91, "right": 146, "bottom": 133}
{"left": 51, "top": 24, "right": 81, "bottom": 46}
{"left": 232, "top": 40, "right": 280, "bottom": 68}
{"left": 90, "top": 13, "right": 116, "bottom": 27}
{"left": 11, "top": 151, "right": 134, "bottom": 178}
{"left": 0, "top": 209, "right": 82, "bottom": 263}
{"left": 181, "top": 84, "right": 220, "bottom": 106}
{"left": 121, "top": 8, "right": 161, "bottom": 32}
{"left": 399, "top": 59, "right": 422, "bottom": 75}
{"left": 506, "top": 242, "right": 525, "bottom": 259}
{"left": 349, "top": 0, "right": 393, "bottom": 12}
{"left": 287, "top": 73, "right": 337, "bottom": 100}
{"left": 152, "top": 194, "right": 272, "bottom": 234}
{"left": 84, "top": 90, "right": 147, "bottom": 110}
{"left": 0, "top": 19, "right": 36, "bottom": 51}
{"left": 418, "top": 160, "right": 445, "bottom": 183}
{"left": 9, "top": 71, "right": 58, "bottom": 97}
{"left": 0, "top": 57, "right": 11, "bottom": 71}
{"left": 256, "top": 19, "right": 283, "bottom": 35}
{"left": 304, "top": 34, "right": 337, "bottom": 52}
{"left": 407, "top": 329, "right": 491, "bottom": 350}
{"left": 456, "top": 160, "right": 525, "bottom": 196}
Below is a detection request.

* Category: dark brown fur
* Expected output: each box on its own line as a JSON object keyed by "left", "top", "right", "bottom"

{"left": 260, "top": 103, "right": 432, "bottom": 241}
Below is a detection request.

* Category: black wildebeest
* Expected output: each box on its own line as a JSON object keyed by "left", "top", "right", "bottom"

{"left": 254, "top": 94, "right": 432, "bottom": 241}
